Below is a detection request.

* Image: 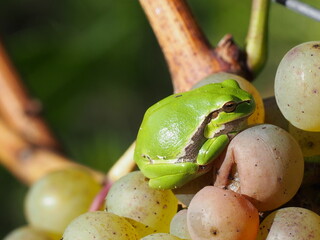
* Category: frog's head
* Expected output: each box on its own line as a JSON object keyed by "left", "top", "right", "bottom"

{"left": 202, "top": 79, "right": 256, "bottom": 138}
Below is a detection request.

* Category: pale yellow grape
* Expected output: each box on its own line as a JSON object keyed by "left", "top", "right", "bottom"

{"left": 62, "top": 211, "right": 138, "bottom": 240}
{"left": 4, "top": 226, "right": 60, "bottom": 240}
{"left": 257, "top": 207, "right": 320, "bottom": 240}
{"left": 192, "top": 72, "right": 265, "bottom": 125}
{"left": 141, "top": 233, "right": 183, "bottom": 240}
{"left": 275, "top": 41, "right": 320, "bottom": 132}
{"left": 25, "top": 168, "right": 101, "bottom": 234}
{"left": 289, "top": 123, "right": 320, "bottom": 157}
{"left": 105, "top": 171, "right": 178, "bottom": 233}
{"left": 170, "top": 209, "right": 191, "bottom": 240}
{"left": 187, "top": 186, "right": 259, "bottom": 240}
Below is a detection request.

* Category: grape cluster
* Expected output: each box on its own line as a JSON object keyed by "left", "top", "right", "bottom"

{"left": 4, "top": 41, "right": 320, "bottom": 240}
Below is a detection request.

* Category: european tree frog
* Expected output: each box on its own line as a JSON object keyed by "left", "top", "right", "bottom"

{"left": 134, "top": 79, "right": 255, "bottom": 189}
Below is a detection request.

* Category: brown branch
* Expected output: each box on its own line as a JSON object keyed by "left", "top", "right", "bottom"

{"left": 139, "top": 0, "right": 252, "bottom": 93}
{"left": 0, "top": 40, "right": 134, "bottom": 185}
{"left": 0, "top": 42, "right": 59, "bottom": 149}
{"left": 0, "top": 118, "right": 104, "bottom": 184}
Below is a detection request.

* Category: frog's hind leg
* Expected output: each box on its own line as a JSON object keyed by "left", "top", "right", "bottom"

{"left": 196, "top": 134, "right": 229, "bottom": 165}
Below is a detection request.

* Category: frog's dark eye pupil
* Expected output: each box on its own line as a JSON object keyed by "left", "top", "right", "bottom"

{"left": 223, "top": 101, "right": 237, "bottom": 113}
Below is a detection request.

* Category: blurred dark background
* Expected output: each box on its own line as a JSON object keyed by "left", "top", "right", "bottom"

{"left": 0, "top": 0, "right": 319, "bottom": 237}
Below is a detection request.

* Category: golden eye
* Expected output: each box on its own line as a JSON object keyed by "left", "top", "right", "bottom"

{"left": 222, "top": 101, "right": 237, "bottom": 113}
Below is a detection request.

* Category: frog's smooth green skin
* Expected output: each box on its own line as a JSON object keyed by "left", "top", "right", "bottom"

{"left": 134, "top": 79, "right": 255, "bottom": 189}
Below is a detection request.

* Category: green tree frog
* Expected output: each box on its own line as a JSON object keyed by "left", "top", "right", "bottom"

{"left": 134, "top": 79, "right": 255, "bottom": 189}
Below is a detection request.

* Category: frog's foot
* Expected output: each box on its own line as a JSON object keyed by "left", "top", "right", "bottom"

{"left": 148, "top": 173, "right": 197, "bottom": 189}
{"left": 196, "top": 134, "right": 229, "bottom": 165}
{"left": 141, "top": 162, "right": 199, "bottom": 189}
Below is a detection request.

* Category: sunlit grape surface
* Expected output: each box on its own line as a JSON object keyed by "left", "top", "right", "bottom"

{"left": 25, "top": 168, "right": 101, "bottom": 234}
{"left": 105, "top": 171, "right": 178, "bottom": 233}
{"left": 275, "top": 41, "right": 320, "bottom": 131}
{"left": 3, "top": 226, "right": 60, "bottom": 240}
{"left": 62, "top": 211, "right": 139, "bottom": 240}
{"left": 257, "top": 207, "right": 320, "bottom": 240}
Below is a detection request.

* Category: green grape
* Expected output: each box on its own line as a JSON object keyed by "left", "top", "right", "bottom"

{"left": 274, "top": 41, "right": 320, "bottom": 132}
{"left": 187, "top": 186, "right": 259, "bottom": 240}
{"left": 4, "top": 226, "right": 60, "bottom": 240}
{"left": 141, "top": 233, "right": 183, "bottom": 240}
{"left": 25, "top": 167, "right": 101, "bottom": 234}
{"left": 62, "top": 211, "right": 138, "bottom": 240}
{"left": 257, "top": 207, "right": 320, "bottom": 240}
{"left": 105, "top": 171, "right": 178, "bottom": 233}
{"left": 170, "top": 209, "right": 191, "bottom": 240}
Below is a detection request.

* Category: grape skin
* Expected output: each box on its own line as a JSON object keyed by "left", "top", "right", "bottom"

{"left": 62, "top": 211, "right": 138, "bottom": 240}
{"left": 275, "top": 41, "right": 320, "bottom": 132}
{"left": 4, "top": 226, "right": 60, "bottom": 240}
{"left": 105, "top": 171, "right": 178, "bottom": 233}
{"left": 187, "top": 186, "right": 259, "bottom": 240}
{"left": 141, "top": 233, "right": 183, "bottom": 240}
{"left": 24, "top": 168, "right": 101, "bottom": 234}
{"left": 170, "top": 209, "right": 191, "bottom": 240}
{"left": 257, "top": 207, "right": 320, "bottom": 239}
{"left": 124, "top": 217, "right": 157, "bottom": 238}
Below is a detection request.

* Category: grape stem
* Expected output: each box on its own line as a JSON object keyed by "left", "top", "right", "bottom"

{"left": 245, "top": 0, "right": 270, "bottom": 76}
{"left": 89, "top": 181, "right": 113, "bottom": 211}
{"left": 0, "top": 42, "right": 59, "bottom": 149}
{"left": 0, "top": 118, "right": 104, "bottom": 184}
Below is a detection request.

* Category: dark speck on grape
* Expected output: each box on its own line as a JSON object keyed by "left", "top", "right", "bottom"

{"left": 210, "top": 228, "right": 218, "bottom": 236}
{"left": 307, "top": 141, "right": 314, "bottom": 148}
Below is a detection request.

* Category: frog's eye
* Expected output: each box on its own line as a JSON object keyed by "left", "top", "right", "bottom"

{"left": 222, "top": 101, "right": 237, "bottom": 113}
